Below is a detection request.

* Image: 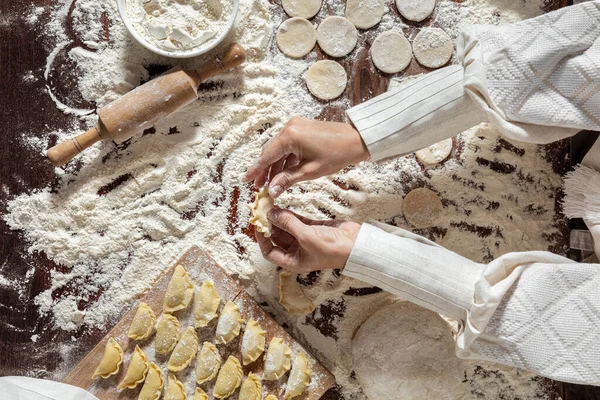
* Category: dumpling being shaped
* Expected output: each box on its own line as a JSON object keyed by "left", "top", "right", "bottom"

{"left": 194, "top": 388, "right": 209, "bottom": 400}
{"left": 163, "top": 265, "right": 194, "bottom": 313}
{"left": 285, "top": 352, "right": 311, "bottom": 399}
{"left": 248, "top": 186, "right": 274, "bottom": 237}
{"left": 241, "top": 319, "right": 266, "bottom": 365}
{"left": 279, "top": 271, "right": 315, "bottom": 315}
{"left": 215, "top": 300, "right": 244, "bottom": 344}
{"left": 263, "top": 337, "right": 292, "bottom": 380}
{"left": 155, "top": 313, "right": 181, "bottom": 355}
{"left": 196, "top": 341, "right": 222, "bottom": 384}
{"left": 118, "top": 345, "right": 149, "bottom": 389}
{"left": 239, "top": 372, "right": 262, "bottom": 400}
{"left": 168, "top": 326, "right": 199, "bottom": 371}
{"left": 138, "top": 362, "right": 164, "bottom": 400}
{"left": 194, "top": 281, "right": 221, "bottom": 328}
{"left": 213, "top": 356, "right": 243, "bottom": 399}
{"left": 165, "top": 373, "right": 187, "bottom": 400}
{"left": 128, "top": 302, "right": 157, "bottom": 340}
{"left": 92, "top": 337, "right": 123, "bottom": 379}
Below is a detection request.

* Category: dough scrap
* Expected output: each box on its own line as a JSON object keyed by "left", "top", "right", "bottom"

{"left": 155, "top": 313, "right": 181, "bottom": 355}
{"left": 402, "top": 187, "right": 443, "bottom": 229}
{"left": 163, "top": 265, "right": 195, "bottom": 313}
{"left": 194, "top": 280, "right": 221, "bottom": 328}
{"left": 285, "top": 352, "right": 311, "bottom": 399}
{"left": 138, "top": 362, "right": 164, "bottom": 400}
{"left": 413, "top": 28, "right": 453, "bottom": 69}
{"left": 92, "top": 337, "right": 123, "bottom": 379}
{"left": 248, "top": 186, "right": 274, "bottom": 238}
{"left": 194, "top": 388, "right": 209, "bottom": 400}
{"left": 277, "top": 18, "right": 317, "bottom": 58}
{"left": 345, "top": 0, "right": 384, "bottom": 29}
{"left": 215, "top": 300, "right": 244, "bottom": 344}
{"left": 213, "top": 356, "right": 243, "bottom": 399}
{"left": 118, "top": 345, "right": 149, "bottom": 389}
{"left": 168, "top": 326, "right": 199, "bottom": 372}
{"left": 282, "top": 0, "right": 322, "bottom": 19}
{"left": 371, "top": 31, "right": 412, "bottom": 74}
{"left": 128, "top": 302, "right": 156, "bottom": 341}
{"left": 165, "top": 373, "right": 187, "bottom": 400}
{"left": 241, "top": 319, "right": 266, "bottom": 365}
{"left": 279, "top": 271, "right": 315, "bottom": 315}
{"left": 395, "top": 0, "right": 436, "bottom": 21}
{"left": 196, "top": 341, "right": 222, "bottom": 385}
{"left": 263, "top": 337, "right": 292, "bottom": 380}
{"left": 305, "top": 60, "right": 347, "bottom": 101}
{"left": 352, "top": 302, "right": 463, "bottom": 399}
{"left": 316, "top": 16, "right": 358, "bottom": 58}
{"left": 415, "top": 138, "right": 453, "bottom": 166}
{"left": 239, "top": 372, "right": 262, "bottom": 400}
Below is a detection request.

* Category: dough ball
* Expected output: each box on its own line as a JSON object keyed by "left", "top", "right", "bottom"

{"left": 413, "top": 28, "right": 453, "bottom": 69}
{"left": 415, "top": 138, "right": 453, "bottom": 166}
{"left": 305, "top": 60, "right": 347, "bottom": 101}
{"left": 352, "top": 302, "right": 463, "bottom": 400}
{"left": 402, "top": 187, "right": 443, "bottom": 228}
{"left": 282, "top": 0, "right": 322, "bottom": 19}
{"left": 395, "top": 0, "right": 436, "bottom": 22}
{"left": 345, "top": 0, "right": 385, "bottom": 30}
{"left": 317, "top": 16, "right": 358, "bottom": 58}
{"left": 370, "top": 31, "right": 412, "bottom": 74}
{"left": 277, "top": 18, "right": 317, "bottom": 58}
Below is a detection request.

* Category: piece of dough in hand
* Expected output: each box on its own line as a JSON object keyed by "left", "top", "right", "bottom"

{"left": 395, "top": 0, "right": 436, "bottom": 22}
{"left": 402, "top": 188, "right": 443, "bottom": 229}
{"left": 306, "top": 60, "right": 347, "bottom": 101}
{"left": 371, "top": 31, "right": 412, "bottom": 74}
{"left": 415, "top": 138, "right": 453, "bottom": 166}
{"left": 277, "top": 17, "right": 316, "bottom": 58}
{"left": 282, "top": 0, "right": 322, "bottom": 19}
{"left": 345, "top": 0, "right": 384, "bottom": 29}
{"left": 413, "top": 28, "right": 453, "bottom": 69}
{"left": 316, "top": 16, "right": 358, "bottom": 58}
{"left": 249, "top": 186, "right": 274, "bottom": 237}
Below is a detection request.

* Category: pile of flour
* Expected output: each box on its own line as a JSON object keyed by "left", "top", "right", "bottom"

{"left": 8, "top": 0, "right": 567, "bottom": 398}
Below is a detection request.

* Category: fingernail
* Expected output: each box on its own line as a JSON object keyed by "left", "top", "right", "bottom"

{"left": 267, "top": 208, "right": 279, "bottom": 221}
{"left": 269, "top": 185, "right": 283, "bottom": 198}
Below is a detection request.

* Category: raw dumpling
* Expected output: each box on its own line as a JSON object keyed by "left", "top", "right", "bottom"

{"left": 196, "top": 341, "right": 222, "bottom": 384}
{"left": 194, "top": 281, "right": 221, "bottom": 328}
{"left": 265, "top": 396, "right": 278, "bottom": 400}
{"left": 128, "top": 302, "right": 156, "bottom": 340}
{"left": 118, "top": 345, "right": 149, "bottom": 389}
{"left": 285, "top": 352, "right": 311, "bottom": 399}
{"left": 168, "top": 327, "right": 199, "bottom": 371}
{"left": 156, "top": 313, "right": 181, "bottom": 355}
{"left": 194, "top": 388, "right": 209, "bottom": 400}
{"left": 239, "top": 373, "right": 262, "bottom": 400}
{"left": 165, "top": 373, "right": 187, "bottom": 400}
{"left": 279, "top": 271, "right": 315, "bottom": 315}
{"left": 138, "top": 362, "right": 164, "bottom": 400}
{"left": 248, "top": 186, "right": 274, "bottom": 237}
{"left": 213, "top": 356, "right": 243, "bottom": 399}
{"left": 163, "top": 265, "right": 194, "bottom": 313}
{"left": 263, "top": 338, "right": 292, "bottom": 380}
{"left": 92, "top": 337, "right": 123, "bottom": 379}
{"left": 241, "top": 319, "right": 266, "bottom": 365}
{"left": 215, "top": 300, "right": 244, "bottom": 344}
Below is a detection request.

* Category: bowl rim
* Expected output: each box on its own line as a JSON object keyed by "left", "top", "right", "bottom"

{"left": 116, "top": 0, "right": 240, "bottom": 59}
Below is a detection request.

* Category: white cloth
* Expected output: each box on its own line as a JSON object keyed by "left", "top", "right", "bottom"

{"left": 0, "top": 377, "right": 98, "bottom": 400}
{"left": 344, "top": 2, "right": 600, "bottom": 386}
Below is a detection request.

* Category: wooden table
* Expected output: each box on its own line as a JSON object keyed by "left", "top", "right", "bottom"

{"left": 0, "top": 0, "right": 594, "bottom": 399}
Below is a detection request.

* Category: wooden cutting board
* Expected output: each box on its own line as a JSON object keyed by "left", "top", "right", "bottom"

{"left": 63, "top": 246, "right": 335, "bottom": 399}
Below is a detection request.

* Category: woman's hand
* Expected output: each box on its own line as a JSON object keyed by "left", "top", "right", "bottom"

{"left": 256, "top": 207, "right": 361, "bottom": 273}
{"left": 244, "top": 116, "right": 369, "bottom": 198}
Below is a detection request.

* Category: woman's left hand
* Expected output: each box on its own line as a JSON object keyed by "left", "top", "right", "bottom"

{"left": 256, "top": 207, "right": 361, "bottom": 273}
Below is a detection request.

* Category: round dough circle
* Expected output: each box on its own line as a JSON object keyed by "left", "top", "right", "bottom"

{"left": 352, "top": 302, "right": 463, "bottom": 400}
{"left": 317, "top": 16, "right": 358, "bottom": 58}
{"left": 282, "top": 0, "right": 322, "bottom": 19}
{"left": 277, "top": 18, "right": 317, "bottom": 58}
{"left": 345, "top": 0, "right": 385, "bottom": 30}
{"left": 371, "top": 31, "right": 412, "bottom": 74}
{"left": 402, "top": 188, "right": 443, "bottom": 228}
{"left": 305, "top": 60, "right": 347, "bottom": 100}
{"left": 395, "top": 0, "right": 436, "bottom": 22}
{"left": 412, "top": 28, "right": 453, "bottom": 69}
{"left": 415, "top": 138, "right": 453, "bottom": 166}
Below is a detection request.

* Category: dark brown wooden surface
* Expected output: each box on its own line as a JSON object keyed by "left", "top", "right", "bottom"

{"left": 0, "top": 0, "right": 596, "bottom": 399}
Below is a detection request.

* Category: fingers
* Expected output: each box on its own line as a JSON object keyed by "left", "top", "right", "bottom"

{"left": 256, "top": 232, "right": 298, "bottom": 269}
{"left": 268, "top": 164, "right": 307, "bottom": 198}
{"left": 244, "top": 135, "right": 291, "bottom": 184}
{"left": 267, "top": 208, "right": 311, "bottom": 241}
{"left": 270, "top": 226, "right": 295, "bottom": 250}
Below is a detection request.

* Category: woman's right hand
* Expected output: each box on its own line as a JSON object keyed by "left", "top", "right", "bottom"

{"left": 243, "top": 116, "right": 369, "bottom": 198}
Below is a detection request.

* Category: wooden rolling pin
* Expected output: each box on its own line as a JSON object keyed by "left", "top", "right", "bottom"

{"left": 47, "top": 43, "right": 246, "bottom": 167}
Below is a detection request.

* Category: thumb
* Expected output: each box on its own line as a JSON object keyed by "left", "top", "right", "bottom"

{"left": 268, "top": 208, "right": 310, "bottom": 241}
{"left": 268, "top": 164, "right": 306, "bottom": 198}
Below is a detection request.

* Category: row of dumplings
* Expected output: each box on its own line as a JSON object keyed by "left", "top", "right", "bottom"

{"left": 91, "top": 265, "right": 311, "bottom": 399}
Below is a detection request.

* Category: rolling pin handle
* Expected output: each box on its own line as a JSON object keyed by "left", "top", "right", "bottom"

{"left": 47, "top": 125, "right": 103, "bottom": 167}
{"left": 196, "top": 43, "right": 247, "bottom": 83}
